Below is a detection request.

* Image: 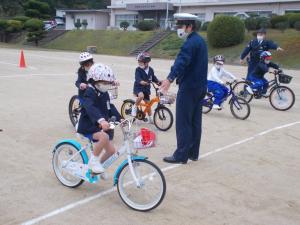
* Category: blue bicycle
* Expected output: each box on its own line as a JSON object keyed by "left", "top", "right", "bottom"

{"left": 202, "top": 81, "right": 251, "bottom": 120}
{"left": 52, "top": 118, "right": 166, "bottom": 211}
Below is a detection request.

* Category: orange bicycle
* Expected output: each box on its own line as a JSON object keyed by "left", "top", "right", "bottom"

{"left": 121, "top": 83, "right": 175, "bottom": 131}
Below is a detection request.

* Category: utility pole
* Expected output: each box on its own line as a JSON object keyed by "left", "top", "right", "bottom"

{"left": 165, "top": 0, "right": 169, "bottom": 29}
{"left": 179, "top": 0, "right": 182, "bottom": 13}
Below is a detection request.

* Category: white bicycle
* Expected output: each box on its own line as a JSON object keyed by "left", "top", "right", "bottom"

{"left": 52, "top": 118, "right": 166, "bottom": 211}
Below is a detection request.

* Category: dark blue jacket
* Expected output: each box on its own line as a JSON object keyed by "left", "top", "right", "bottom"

{"left": 75, "top": 67, "right": 88, "bottom": 97}
{"left": 252, "top": 61, "right": 279, "bottom": 79}
{"left": 240, "top": 39, "right": 278, "bottom": 64}
{"left": 133, "top": 66, "right": 159, "bottom": 95}
{"left": 77, "top": 86, "right": 121, "bottom": 135}
{"left": 167, "top": 32, "right": 208, "bottom": 92}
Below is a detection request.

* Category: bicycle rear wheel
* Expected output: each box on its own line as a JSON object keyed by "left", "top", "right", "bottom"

{"left": 52, "top": 143, "right": 85, "bottom": 188}
{"left": 233, "top": 81, "right": 254, "bottom": 103}
{"left": 117, "top": 159, "right": 166, "bottom": 212}
{"left": 121, "top": 100, "right": 135, "bottom": 119}
{"left": 269, "top": 86, "right": 295, "bottom": 111}
{"left": 230, "top": 97, "right": 250, "bottom": 120}
{"left": 153, "top": 106, "right": 173, "bottom": 131}
{"left": 68, "top": 95, "right": 81, "bottom": 127}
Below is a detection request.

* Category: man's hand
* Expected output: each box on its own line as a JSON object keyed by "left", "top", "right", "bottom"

{"left": 79, "top": 83, "right": 87, "bottom": 90}
{"left": 100, "top": 120, "right": 110, "bottom": 131}
{"left": 240, "top": 59, "right": 245, "bottom": 64}
{"left": 160, "top": 79, "right": 171, "bottom": 94}
{"left": 277, "top": 47, "right": 284, "bottom": 51}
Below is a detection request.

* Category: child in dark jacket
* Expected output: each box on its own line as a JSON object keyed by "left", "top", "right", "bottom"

{"left": 248, "top": 51, "right": 280, "bottom": 97}
{"left": 76, "top": 52, "right": 92, "bottom": 99}
{"left": 77, "top": 62, "right": 121, "bottom": 174}
{"left": 131, "top": 52, "right": 161, "bottom": 122}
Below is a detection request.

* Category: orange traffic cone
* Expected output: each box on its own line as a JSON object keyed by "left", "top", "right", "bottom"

{"left": 19, "top": 50, "right": 26, "bottom": 68}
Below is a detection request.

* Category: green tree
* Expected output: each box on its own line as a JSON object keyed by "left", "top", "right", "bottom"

{"left": 74, "top": 18, "right": 81, "bottom": 30}
{"left": 24, "top": 18, "right": 45, "bottom": 46}
{"left": 207, "top": 16, "right": 245, "bottom": 48}
{"left": 24, "top": 0, "right": 51, "bottom": 19}
{"left": 120, "top": 21, "right": 129, "bottom": 31}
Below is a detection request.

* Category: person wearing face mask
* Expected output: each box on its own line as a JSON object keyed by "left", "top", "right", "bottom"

{"left": 160, "top": 13, "right": 208, "bottom": 164}
{"left": 75, "top": 52, "right": 93, "bottom": 99}
{"left": 76, "top": 63, "right": 121, "bottom": 174}
{"left": 248, "top": 51, "right": 280, "bottom": 97}
{"left": 240, "top": 28, "right": 283, "bottom": 80}
{"left": 131, "top": 52, "right": 161, "bottom": 123}
{"left": 207, "top": 55, "right": 237, "bottom": 110}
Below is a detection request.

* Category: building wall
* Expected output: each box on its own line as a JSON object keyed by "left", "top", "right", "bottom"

{"left": 181, "top": 2, "right": 300, "bottom": 21}
{"left": 66, "top": 12, "right": 109, "bottom": 30}
{"left": 95, "top": 12, "right": 110, "bottom": 29}
{"left": 109, "top": 1, "right": 300, "bottom": 26}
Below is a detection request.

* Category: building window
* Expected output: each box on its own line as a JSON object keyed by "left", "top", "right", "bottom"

{"left": 195, "top": 13, "right": 205, "bottom": 22}
{"left": 214, "top": 12, "right": 237, "bottom": 17}
{"left": 115, "top": 14, "right": 138, "bottom": 27}
{"left": 245, "top": 11, "right": 273, "bottom": 18}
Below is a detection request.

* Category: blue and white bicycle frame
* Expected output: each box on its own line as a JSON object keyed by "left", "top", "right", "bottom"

{"left": 53, "top": 119, "right": 146, "bottom": 186}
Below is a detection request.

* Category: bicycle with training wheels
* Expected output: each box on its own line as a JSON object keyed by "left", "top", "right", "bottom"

{"left": 120, "top": 82, "right": 175, "bottom": 131}
{"left": 202, "top": 81, "right": 251, "bottom": 120}
{"left": 52, "top": 118, "right": 166, "bottom": 212}
{"left": 233, "top": 70, "right": 295, "bottom": 111}
{"left": 68, "top": 85, "right": 119, "bottom": 127}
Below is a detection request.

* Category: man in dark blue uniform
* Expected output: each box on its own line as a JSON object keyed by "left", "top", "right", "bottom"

{"left": 240, "top": 28, "right": 283, "bottom": 80}
{"left": 160, "top": 13, "right": 208, "bottom": 164}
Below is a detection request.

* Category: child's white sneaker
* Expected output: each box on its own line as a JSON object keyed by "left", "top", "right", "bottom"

{"left": 213, "top": 104, "right": 222, "bottom": 110}
{"left": 262, "top": 93, "right": 269, "bottom": 97}
{"left": 89, "top": 156, "right": 105, "bottom": 174}
{"left": 131, "top": 105, "right": 137, "bottom": 117}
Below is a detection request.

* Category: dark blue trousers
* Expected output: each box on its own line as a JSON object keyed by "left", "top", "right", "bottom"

{"left": 246, "top": 61, "right": 258, "bottom": 80}
{"left": 173, "top": 88, "right": 205, "bottom": 162}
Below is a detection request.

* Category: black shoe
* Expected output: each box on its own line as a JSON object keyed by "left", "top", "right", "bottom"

{"left": 188, "top": 157, "right": 198, "bottom": 161}
{"left": 163, "top": 156, "right": 187, "bottom": 164}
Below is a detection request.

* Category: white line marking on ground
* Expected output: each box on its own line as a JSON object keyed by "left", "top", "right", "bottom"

{"left": 0, "top": 61, "right": 37, "bottom": 70}
{"left": 21, "top": 121, "right": 300, "bottom": 225}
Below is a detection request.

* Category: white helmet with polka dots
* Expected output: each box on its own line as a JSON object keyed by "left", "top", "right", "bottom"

{"left": 87, "top": 63, "right": 116, "bottom": 82}
{"left": 79, "top": 52, "right": 93, "bottom": 65}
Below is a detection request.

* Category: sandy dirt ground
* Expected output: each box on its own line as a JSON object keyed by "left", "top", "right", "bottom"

{"left": 0, "top": 48, "right": 300, "bottom": 225}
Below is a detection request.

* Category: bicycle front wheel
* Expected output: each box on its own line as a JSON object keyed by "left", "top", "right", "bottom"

{"left": 233, "top": 81, "right": 254, "bottom": 103}
{"left": 202, "top": 93, "right": 213, "bottom": 114}
{"left": 117, "top": 159, "right": 166, "bottom": 212}
{"left": 68, "top": 95, "right": 81, "bottom": 127}
{"left": 230, "top": 97, "right": 251, "bottom": 120}
{"left": 153, "top": 106, "right": 173, "bottom": 131}
{"left": 269, "top": 86, "right": 295, "bottom": 111}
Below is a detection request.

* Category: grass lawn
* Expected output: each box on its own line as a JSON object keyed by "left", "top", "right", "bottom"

{"left": 151, "top": 29, "right": 300, "bottom": 69}
{"left": 44, "top": 30, "right": 157, "bottom": 56}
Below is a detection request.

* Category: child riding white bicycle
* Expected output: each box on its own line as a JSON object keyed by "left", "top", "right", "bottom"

{"left": 76, "top": 61, "right": 121, "bottom": 174}
{"left": 207, "top": 55, "right": 237, "bottom": 110}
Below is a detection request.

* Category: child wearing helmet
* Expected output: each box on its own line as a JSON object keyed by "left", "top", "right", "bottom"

{"left": 207, "top": 55, "right": 237, "bottom": 110}
{"left": 77, "top": 63, "right": 121, "bottom": 174}
{"left": 248, "top": 51, "right": 280, "bottom": 97}
{"left": 131, "top": 52, "right": 161, "bottom": 122}
{"left": 75, "top": 52, "right": 93, "bottom": 99}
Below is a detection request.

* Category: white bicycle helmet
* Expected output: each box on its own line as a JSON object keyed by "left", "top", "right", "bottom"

{"left": 213, "top": 55, "right": 225, "bottom": 64}
{"left": 79, "top": 52, "right": 93, "bottom": 65}
{"left": 87, "top": 63, "right": 116, "bottom": 82}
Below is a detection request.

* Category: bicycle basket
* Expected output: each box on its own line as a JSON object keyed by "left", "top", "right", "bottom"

{"left": 278, "top": 74, "right": 292, "bottom": 84}
{"left": 160, "top": 92, "right": 176, "bottom": 104}
{"left": 107, "top": 85, "right": 118, "bottom": 100}
{"left": 133, "top": 128, "right": 156, "bottom": 149}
